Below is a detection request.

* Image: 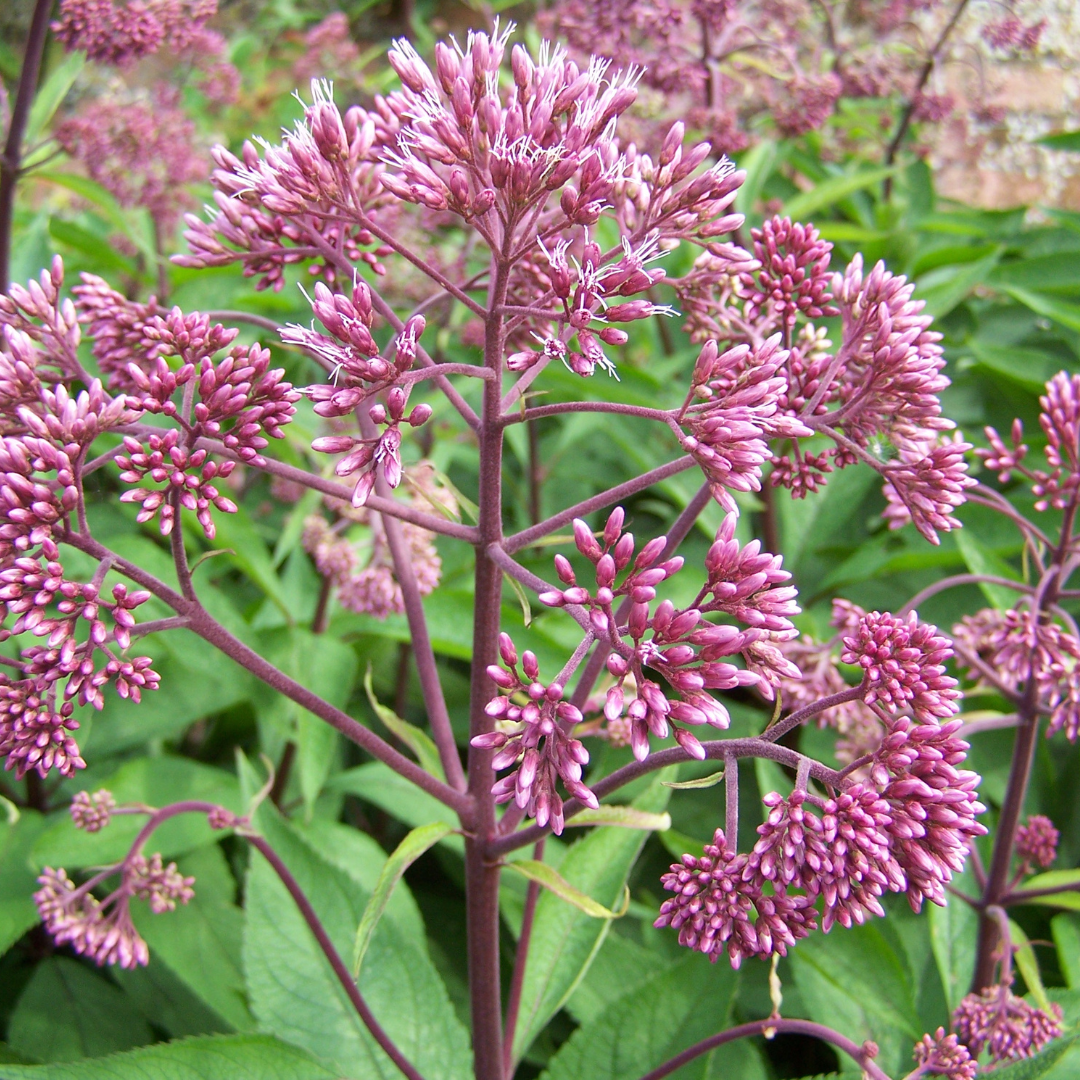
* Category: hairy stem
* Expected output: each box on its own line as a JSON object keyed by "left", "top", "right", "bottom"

{"left": 465, "top": 245, "right": 512, "bottom": 1080}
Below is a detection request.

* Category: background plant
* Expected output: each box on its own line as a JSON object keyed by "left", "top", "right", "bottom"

{"left": 3, "top": 5, "right": 1080, "bottom": 1080}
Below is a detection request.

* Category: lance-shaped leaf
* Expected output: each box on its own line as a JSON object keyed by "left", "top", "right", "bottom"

{"left": 353, "top": 822, "right": 454, "bottom": 976}
{"left": 1010, "top": 918, "right": 1053, "bottom": 1014}
{"left": 661, "top": 769, "right": 725, "bottom": 790}
{"left": 363, "top": 666, "right": 444, "bottom": 780}
{"left": 564, "top": 806, "right": 672, "bottom": 830}
{"left": 503, "top": 860, "right": 630, "bottom": 919}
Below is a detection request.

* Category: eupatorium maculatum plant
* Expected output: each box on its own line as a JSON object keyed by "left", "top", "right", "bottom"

{"left": 3, "top": 17, "right": 1079, "bottom": 1080}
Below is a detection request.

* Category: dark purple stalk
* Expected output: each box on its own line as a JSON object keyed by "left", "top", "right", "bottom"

{"left": 634, "top": 1018, "right": 891, "bottom": 1080}
{"left": 502, "top": 837, "right": 545, "bottom": 1076}
{"left": 62, "top": 530, "right": 472, "bottom": 818}
{"left": 374, "top": 467, "right": 467, "bottom": 792}
{"left": 972, "top": 511, "right": 1076, "bottom": 989}
{"left": 0, "top": 0, "right": 53, "bottom": 292}
{"left": 882, "top": 0, "right": 971, "bottom": 197}
{"left": 503, "top": 457, "right": 696, "bottom": 553}
{"left": 245, "top": 833, "right": 428, "bottom": 1080}
{"left": 507, "top": 402, "right": 674, "bottom": 425}
{"left": 464, "top": 244, "right": 513, "bottom": 1080}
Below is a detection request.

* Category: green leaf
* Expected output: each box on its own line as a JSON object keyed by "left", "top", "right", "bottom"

{"left": 260, "top": 628, "right": 358, "bottom": 816}
{"left": 954, "top": 529, "right": 1024, "bottom": 611}
{"left": 503, "top": 860, "right": 630, "bottom": 919}
{"left": 329, "top": 762, "right": 463, "bottom": 853}
{"left": 505, "top": 571, "right": 533, "bottom": 628}
{"left": 989, "top": 252, "right": 1080, "bottom": 294}
{"left": 0, "top": 809, "right": 46, "bottom": 957}
{"left": 1003, "top": 287, "right": 1080, "bottom": 334}
{"left": 1038, "top": 130, "right": 1080, "bottom": 151}
{"left": 0, "top": 1034, "right": 338, "bottom": 1079}
{"left": 661, "top": 769, "right": 725, "bottom": 790}
{"left": 659, "top": 828, "right": 705, "bottom": 861}
{"left": 8, "top": 958, "right": 153, "bottom": 1063}
{"left": 736, "top": 139, "right": 780, "bottom": 217}
{"left": 1011, "top": 918, "right": 1053, "bottom": 1013}
{"left": 243, "top": 812, "right": 472, "bottom": 1079}
{"left": 111, "top": 960, "right": 231, "bottom": 1040}
{"left": 25, "top": 51, "right": 86, "bottom": 148}
{"left": 131, "top": 846, "right": 254, "bottom": 1032}
{"left": 917, "top": 247, "right": 1003, "bottom": 319}
{"left": 565, "top": 934, "right": 663, "bottom": 1026}
{"left": 929, "top": 886, "right": 979, "bottom": 1011}
{"left": 48, "top": 218, "right": 137, "bottom": 276}
{"left": 209, "top": 509, "right": 293, "bottom": 618}
{"left": 352, "top": 822, "right": 453, "bottom": 976}
{"left": 32, "top": 757, "right": 241, "bottom": 870}
{"left": 564, "top": 806, "right": 672, "bottom": 830}
{"left": 362, "top": 665, "right": 444, "bottom": 781}
{"left": 511, "top": 771, "right": 674, "bottom": 1062}
{"left": 34, "top": 172, "right": 153, "bottom": 260}
{"left": 540, "top": 952, "right": 738, "bottom": 1080}
{"left": 293, "top": 819, "right": 427, "bottom": 946}
{"left": 1052, "top": 914, "right": 1080, "bottom": 988}
{"left": 790, "top": 919, "right": 922, "bottom": 1076}
{"left": 781, "top": 165, "right": 897, "bottom": 221}
{"left": 966, "top": 342, "right": 1064, "bottom": 394}
{"left": 1014, "top": 869, "right": 1080, "bottom": 910}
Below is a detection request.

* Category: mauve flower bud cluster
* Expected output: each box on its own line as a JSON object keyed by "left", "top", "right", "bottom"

{"left": 472, "top": 635, "right": 598, "bottom": 834}
{"left": 0, "top": 261, "right": 172, "bottom": 780}
{"left": 544, "top": 507, "right": 791, "bottom": 757}
{"left": 672, "top": 235, "right": 972, "bottom": 541}
{"left": 1016, "top": 814, "right": 1058, "bottom": 870}
{"left": 34, "top": 847, "right": 194, "bottom": 969}
{"left": 654, "top": 827, "right": 816, "bottom": 968}
{"left": 177, "top": 80, "right": 394, "bottom": 291}
{"left": 657, "top": 710, "right": 985, "bottom": 967}
{"left": 677, "top": 335, "right": 813, "bottom": 513}
{"left": 301, "top": 486, "right": 443, "bottom": 622}
{"left": 952, "top": 984, "right": 1062, "bottom": 1064}
{"left": 53, "top": 0, "right": 216, "bottom": 65}
{"left": 841, "top": 609, "right": 960, "bottom": 721}
{"left": 741, "top": 217, "right": 839, "bottom": 332}
{"left": 71, "top": 789, "right": 117, "bottom": 833}
{"left": 955, "top": 605, "right": 1080, "bottom": 742}
{"left": 55, "top": 87, "right": 208, "bottom": 232}
{"left": 911, "top": 1028, "right": 977, "bottom": 1080}
{"left": 979, "top": 372, "right": 1080, "bottom": 513}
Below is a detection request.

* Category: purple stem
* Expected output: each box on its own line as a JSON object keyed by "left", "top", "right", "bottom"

{"left": 502, "top": 837, "right": 545, "bottom": 1077}
{"left": 486, "top": 545, "right": 593, "bottom": 636}
{"left": 504, "top": 401, "right": 674, "bottom": 426}
{"left": 0, "top": 0, "right": 53, "bottom": 291}
{"left": 196, "top": 442, "right": 479, "bottom": 543}
{"left": 634, "top": 1018, "right": 892, "bottom": 1080}
{"left": 62, "top": 530, "right": 472, "bottom": 818}
{"left": 487, "top": 737, "right": 845, "bottom": 859}
{"left": 464, "top": 241, "right": 513, "bottom": 1080}
{"left": 503, "top": 457, "right": 697, "bottom": 553}
{"left": 367, "top": 426, "right": 466, "bottom": 792}
{"left": 1002, "top": 881, "right": 1080, "bottom": 905}
{"left": 245, "top": 833, "right": 428, "bottom": 1080}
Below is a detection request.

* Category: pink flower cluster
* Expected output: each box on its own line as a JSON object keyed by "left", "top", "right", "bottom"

{"left": 656, "top": 713, "right": 985, "bottom": 966}
{"left": 953, "top": 983, "right": 1062, "bottom": 1063}
{"left": 53, "top": 0, "right": 216, "bottom": 66}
